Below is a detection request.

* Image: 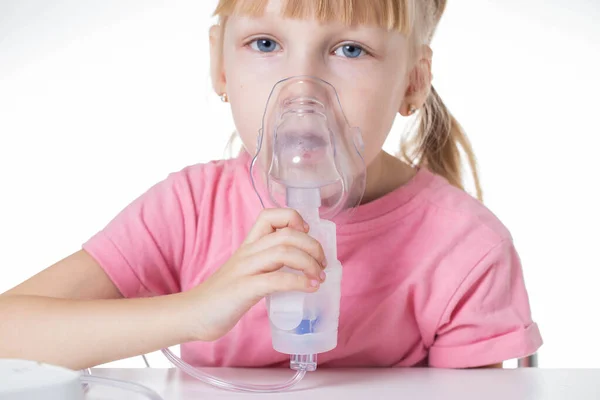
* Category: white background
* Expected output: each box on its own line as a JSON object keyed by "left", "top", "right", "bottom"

{"left": 0, "top": 1, "right": 598, "bottom": 368}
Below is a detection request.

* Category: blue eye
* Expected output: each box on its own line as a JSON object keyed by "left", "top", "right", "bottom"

{"left": 334, "top": 44, "right": 366, "bottom": 58}
{"left": 250, "top": 38, "right": 281, "bottom": 53}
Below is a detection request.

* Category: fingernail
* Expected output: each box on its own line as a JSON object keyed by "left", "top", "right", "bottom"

{"left": 310, "top": 280, "right": 320, "bottom": 288}
{"left": 304, "top": 222, "right": 310, "bottom": 232}
{"left": 320, "top": 271, "right": 326, "bottom": 282}
{"left": 322, "top": 258, "right": 328, "bottom": 268}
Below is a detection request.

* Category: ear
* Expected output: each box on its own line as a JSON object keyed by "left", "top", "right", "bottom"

{"left": 209, "top": 24, "right": 227, "bottom": 96}
{"left": 399, "top": 45, "right": 433, "bottom": 116}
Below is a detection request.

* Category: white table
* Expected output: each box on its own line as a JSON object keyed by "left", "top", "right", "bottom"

{"left": 86, "top": 367, "right": 600, "bottom": 399}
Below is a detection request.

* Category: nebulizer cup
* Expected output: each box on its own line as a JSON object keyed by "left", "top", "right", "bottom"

{"left": 250, "top": 75, "right": 366, "bottom": 371}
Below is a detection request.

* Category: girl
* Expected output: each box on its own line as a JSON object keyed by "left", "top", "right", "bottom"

{"left": 0, "top": 0, "right": 542, "bottom": 370}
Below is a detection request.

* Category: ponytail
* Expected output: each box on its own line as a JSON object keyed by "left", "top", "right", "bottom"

{"left": 402, "top": 86, "right": 483, "bottom": 201}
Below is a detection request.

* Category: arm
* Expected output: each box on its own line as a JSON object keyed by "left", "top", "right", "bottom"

{"left": 0, "top": 250, "right": 194, "bottom": 371}
{"left": 0, "top": 209, "right": 326, "bottom": 371}
{"left": 428, "top": 240, "right": 542, "bottom": 369}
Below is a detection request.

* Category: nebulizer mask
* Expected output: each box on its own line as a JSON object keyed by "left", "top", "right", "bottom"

{"left": 57, "top": 77, "right": 365, "bottom": 399}
{"left": 251, "top": 75, "right": 366, "bottom": 220}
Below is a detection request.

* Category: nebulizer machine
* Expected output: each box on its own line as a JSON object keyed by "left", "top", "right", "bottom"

{"left": 0, "top": 76, "right": 366, "bottom": 399}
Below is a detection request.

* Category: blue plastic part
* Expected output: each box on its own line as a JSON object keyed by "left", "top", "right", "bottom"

{"left": 295, "top": 318, "right": 318, "bottom": 334}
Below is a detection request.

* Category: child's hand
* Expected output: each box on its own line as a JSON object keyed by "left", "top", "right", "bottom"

{"left": 184, "top": 208, "right": 327, "bottom": 342}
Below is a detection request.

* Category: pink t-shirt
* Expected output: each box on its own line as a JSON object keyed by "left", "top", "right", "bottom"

{"left": 83, "top": 152, "right": 542, "bottom": 368}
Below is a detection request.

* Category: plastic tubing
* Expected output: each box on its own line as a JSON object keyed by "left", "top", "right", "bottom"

{"left": 161, "top": 348, "right": 307, "bottom": 393}
{"left": 79, "top": 349, "right": 308, "bottom": 397}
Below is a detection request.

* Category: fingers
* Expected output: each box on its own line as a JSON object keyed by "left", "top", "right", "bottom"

{"left": 245, "top": 245, "right": 325, "bottom": 282}
{"left": 236, "top": 208, "right": 326, "bottom": 301}
{"left": 247, "top": 227, "right": 327, "bottom": 267}
{"left": 244, "top": 209, "right": 308, "bottom": 244}
{"left": 250, "top": 270, "right": 321, "bottom": 297}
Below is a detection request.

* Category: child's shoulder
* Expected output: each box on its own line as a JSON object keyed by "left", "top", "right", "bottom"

{"left": 165, "top": 156, "right": 250, "bottom": 192}
{"left": 140, "top": 156, "right": 253, "bottom": 217}
{"left": 177, "top": 156, "right": 247, "bottom": 180}
{"left": 422, "top": 169, "right": 512, "bottom": 244}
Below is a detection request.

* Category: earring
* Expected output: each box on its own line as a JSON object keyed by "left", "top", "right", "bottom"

{"left": 220, "top": 92, "right": 229, "bottom": 103}
{"left": 408, "top": 104, "right": 417, "bottom": 115}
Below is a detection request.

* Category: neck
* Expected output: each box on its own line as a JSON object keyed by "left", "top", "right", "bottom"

{"left": 361, "top": 151, "right": 417, "bottom": 205}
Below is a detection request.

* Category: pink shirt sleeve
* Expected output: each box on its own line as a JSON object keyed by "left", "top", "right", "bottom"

{"left": 428, "top": 239, "right": 543, "bottom": 368}
{"left": 82, "top": 169, "right": 197, "bottom": 298}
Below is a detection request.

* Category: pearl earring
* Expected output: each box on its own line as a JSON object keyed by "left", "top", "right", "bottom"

{"left": 408, "top": 105, "right": 417, "bottom": 115}
{"left": 220, "top": 93, "right": 229, "bottom": 103}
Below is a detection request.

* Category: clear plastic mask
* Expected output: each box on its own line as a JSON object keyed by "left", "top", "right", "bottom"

{"left": 250, "top": 76, "right": 366, "bottom": 220}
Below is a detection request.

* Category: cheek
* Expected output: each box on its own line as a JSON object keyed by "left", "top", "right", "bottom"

{"left": 336, "top": 78, "right": 404, "bottom": 164}
{"left": 226, "top": 79, "right": 272, "bottom": 154}
{"left": 223, "top": 52, "right": 285, "bottom": 154}
{"left": 229, "top": 88, "right": 264, "bottom": 154}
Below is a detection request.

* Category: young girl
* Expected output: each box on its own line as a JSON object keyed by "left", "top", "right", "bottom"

{"left": 0, "top": 0, "right": 542, "bottom": 370}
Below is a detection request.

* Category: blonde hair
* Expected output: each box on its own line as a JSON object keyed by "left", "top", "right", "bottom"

{"left": 214, "top": 0, "right": 482, "bottom": 201}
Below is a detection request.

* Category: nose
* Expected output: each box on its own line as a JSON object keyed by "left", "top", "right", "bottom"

{"left": 277, "top": 54, "right": 342, "bottom": 109}
{"left": 285, "top": 43, "right": 331, "bottom": 83}
{"left": 278, "top": 77, "right": 328, "bottom": 108}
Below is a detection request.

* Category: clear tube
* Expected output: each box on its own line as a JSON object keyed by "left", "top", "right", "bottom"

{"left": 161, "top": 348, "right": 307, "bottom": 393}
{"left": 80, "top": 374, "right": 164, "bottom": 400}
{"left": 79, "top": 347, "right": 309, "bottom": 396}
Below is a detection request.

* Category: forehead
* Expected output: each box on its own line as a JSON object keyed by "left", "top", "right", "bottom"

{"left": 214, "top": 0, "right": 412, "bottom": 34}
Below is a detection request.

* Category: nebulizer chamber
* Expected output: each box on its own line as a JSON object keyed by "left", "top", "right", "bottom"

{"left": 73, "top": 76, "right": 365, "bottom": 397}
